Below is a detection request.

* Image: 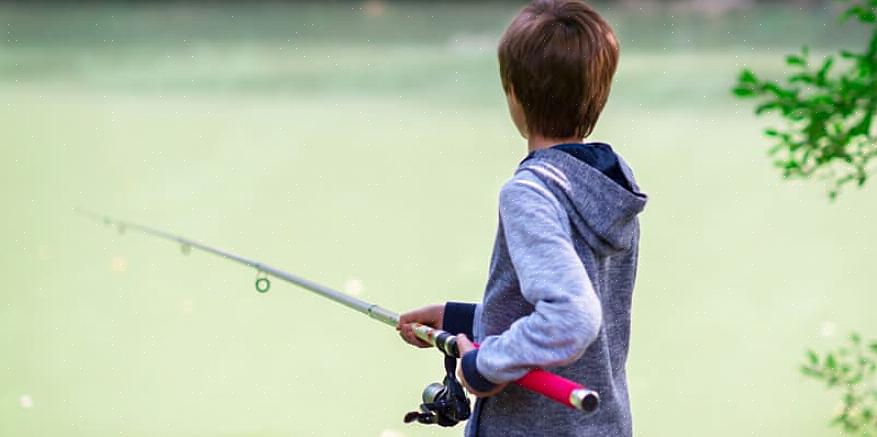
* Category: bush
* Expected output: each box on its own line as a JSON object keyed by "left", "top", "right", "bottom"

{"left": 802, "top": 333, "right": 877, "bottom": 435}
{"left": 732, "top": 0, "right": 877, "bottom": 199}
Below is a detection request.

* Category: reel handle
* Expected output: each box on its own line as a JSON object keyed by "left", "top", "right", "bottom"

{"left": 412, "top": 323, "right": 600, "bottom": 413}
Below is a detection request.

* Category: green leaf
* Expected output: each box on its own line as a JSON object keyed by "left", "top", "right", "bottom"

{"left": 756, "top": 101, "right": 782, "bottom": 114}
{"left": 842, "top": 4, "right": 877, "bottom": 24}
{"left": 786, "top": 54, "right": 807, "bottom": 67}
{"left": 789, "top": 73, "right": 816, "bottom": 84}
{"left": 840, "top": 49, "right": 861, "bottom": 60}
{"left": 761, "top": 83, "right": 795, "bottom": 99}
{"left": 733, "top": 86, "right": 756, "bottom": 97}
{"left": 843, "top": 6, "right": 867, "bottom": 22}
{"left": 829, "top": 190, "right": 839, "bottom": 200}
{"left": 861, "top": 12, "right": 876, "bottom": 23}
{"left": 817, "top": 57, "right": 836, "bottom": 83}
{"left": 807, "top": 349, "right": 820, "bottom": 365}
{"left": 739, "top": 68, "right": 758, "bottom": 84}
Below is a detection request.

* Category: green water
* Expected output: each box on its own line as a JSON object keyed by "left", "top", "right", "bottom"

{"left": 1, "top": 2, "right": 874, "bottom": 436}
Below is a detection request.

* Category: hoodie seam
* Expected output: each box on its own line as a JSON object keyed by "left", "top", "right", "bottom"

{"left": 506, "top": 170, "right": 569, "bottom": 227}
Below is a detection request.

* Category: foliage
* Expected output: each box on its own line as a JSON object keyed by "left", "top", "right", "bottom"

{"left": 802, "top": 333, "right": 877, "bottom": 435}
{"left": 733, "top": 0, "right": 877, "bottom": 199}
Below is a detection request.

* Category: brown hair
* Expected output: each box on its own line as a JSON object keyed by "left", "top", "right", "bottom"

{"left": 498, "top": 0, "right": 619, "bottom": 139}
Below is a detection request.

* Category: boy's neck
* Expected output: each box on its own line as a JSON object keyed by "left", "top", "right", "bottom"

{"left": 527, "top": 134, "right": 584, "bottom": 153}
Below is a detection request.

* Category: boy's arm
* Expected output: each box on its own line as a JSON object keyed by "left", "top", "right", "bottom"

{"left": 461, "top": 172, "right": 603, "bottom": 393}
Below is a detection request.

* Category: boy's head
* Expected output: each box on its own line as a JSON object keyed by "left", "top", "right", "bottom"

{"left": 499, "top": 0, "right": 619, "bottom": 140}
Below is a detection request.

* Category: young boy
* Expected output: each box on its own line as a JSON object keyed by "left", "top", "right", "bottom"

{"left": 397, "top": 1, "right": 647, "bottom": 435}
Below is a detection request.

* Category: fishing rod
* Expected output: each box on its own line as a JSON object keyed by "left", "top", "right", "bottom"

{"left": 77, "top": 208, "right": 600, "bottom": 425}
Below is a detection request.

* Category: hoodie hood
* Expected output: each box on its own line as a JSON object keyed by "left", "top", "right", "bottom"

{"left": 516, "top": 147, "right": 647, "bottom": 255}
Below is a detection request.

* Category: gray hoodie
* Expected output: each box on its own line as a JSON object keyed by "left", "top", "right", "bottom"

{"left": 443, "top": 144, "right": 647, "bottom": 437}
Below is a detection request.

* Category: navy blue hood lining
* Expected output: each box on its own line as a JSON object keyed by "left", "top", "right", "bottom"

{"left": 522, "top": 143, "right": 633, "bottom": 192}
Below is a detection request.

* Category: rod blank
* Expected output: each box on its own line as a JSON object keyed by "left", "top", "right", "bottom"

{"left": 76, "top": 208, "right": 400, "bottom": 326}
{"left": 78, "top": 208, "right": 598, "bottom": 413}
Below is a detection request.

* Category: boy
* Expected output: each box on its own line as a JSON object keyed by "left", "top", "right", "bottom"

{"left": 397, "top": 1, "right": 647, "bottom": 436}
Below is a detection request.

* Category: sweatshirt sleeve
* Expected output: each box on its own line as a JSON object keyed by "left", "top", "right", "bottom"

{"left": 442, "top": 302, "right": 478, "bottom": 338}
{"left": 463, "top": 171, "right": 603, "bottom": 388}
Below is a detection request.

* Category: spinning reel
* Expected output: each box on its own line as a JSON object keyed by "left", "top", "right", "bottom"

{"left": 403, "top": 355, "right": 471, "bottom": 427}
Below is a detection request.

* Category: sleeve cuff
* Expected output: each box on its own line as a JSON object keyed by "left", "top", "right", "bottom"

{"left": 461, "top": 350, "right": 497, "bottom": 393}
{"left": 442, "top": 302, "right": 477, "bottom": 338}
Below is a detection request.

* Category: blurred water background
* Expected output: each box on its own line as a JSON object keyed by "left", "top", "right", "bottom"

{"left": 2, "top": 1, "right": 876, "bottom": 436}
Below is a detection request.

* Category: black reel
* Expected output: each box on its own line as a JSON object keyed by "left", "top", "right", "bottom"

{"left": 403, "top": 356, "right": 471, "bottom": 427}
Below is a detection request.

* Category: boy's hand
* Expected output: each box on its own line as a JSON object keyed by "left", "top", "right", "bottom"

{"left": 396, "top": 304, "right": 444, "bottom": 348}
{"left": 455, "top": 334, "right": 507, "bottom": 398}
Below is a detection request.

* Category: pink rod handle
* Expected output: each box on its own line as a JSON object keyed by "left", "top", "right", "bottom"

{"left": 514, "top": 368, "right": 599, "bottom": 413}
{"left": 411, "top": 324, "right": 599, "bottom": 413}
{"left": 472, "top": 341, "right": 600, "bottom": 413}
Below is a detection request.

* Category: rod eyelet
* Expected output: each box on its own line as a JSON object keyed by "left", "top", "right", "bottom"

{"left": 255, "top": 272, "right": 270, "bottom": 293}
